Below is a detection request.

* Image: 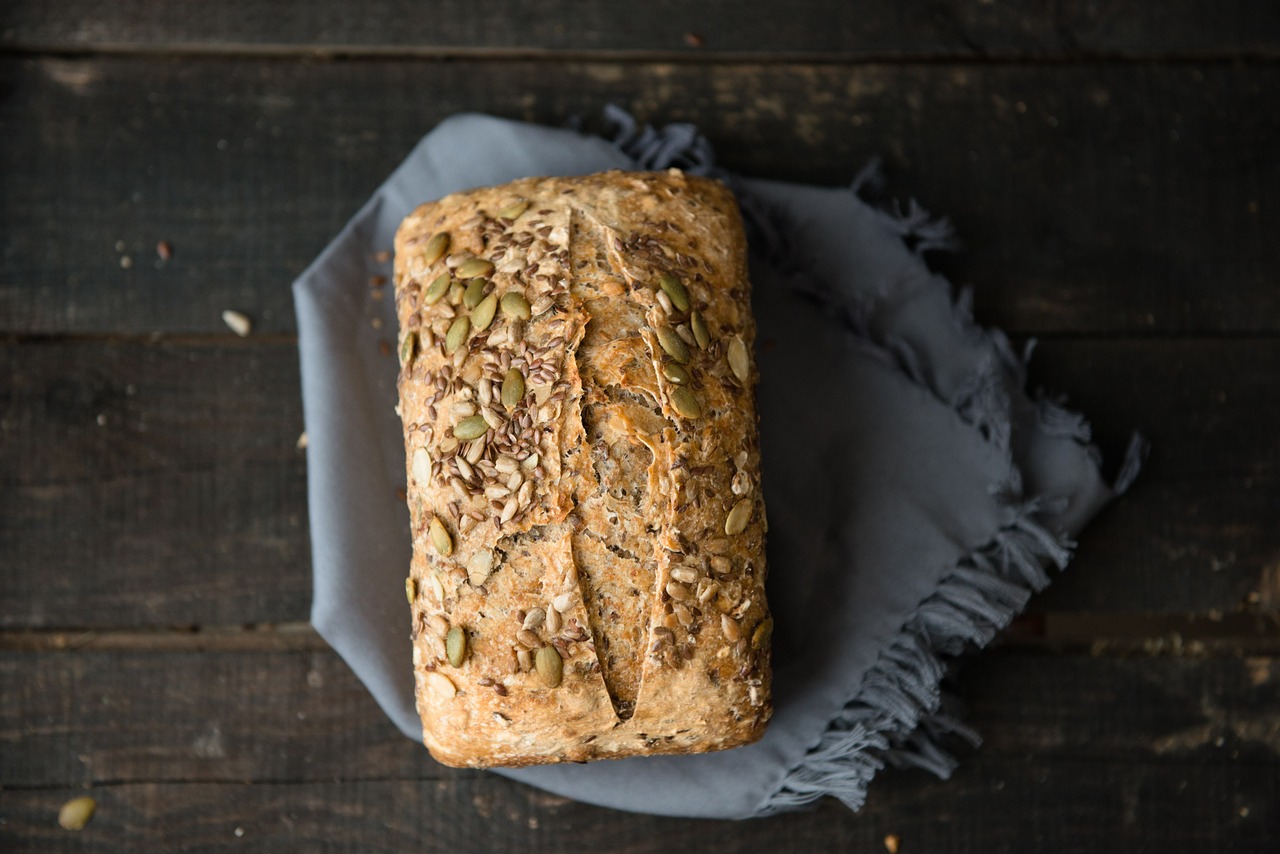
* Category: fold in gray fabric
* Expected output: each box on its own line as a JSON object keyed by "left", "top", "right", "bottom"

{"left": 293, "top": 113, "right": 1139, "bottom": 819}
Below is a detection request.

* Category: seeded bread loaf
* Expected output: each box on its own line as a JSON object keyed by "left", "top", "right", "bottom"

{"left": 393, "top": 169, "right": 771, "bottom": 767}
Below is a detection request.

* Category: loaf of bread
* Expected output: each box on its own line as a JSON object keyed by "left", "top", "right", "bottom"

{"left": 393, "top": 169, "right": 771, "bottom": 767}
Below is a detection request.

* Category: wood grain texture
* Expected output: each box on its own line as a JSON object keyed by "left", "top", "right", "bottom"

{"left": 1, "top": 57, "right": 1276, "bottom": 336}
{"left": 3, "top": 337, "right": 1276, "bottom": 628}
{"left": 1, "top": 652, "right": 1276, "bottom": 849}
{"left": 3, "top": 648, "right": 1277, "bottom": 786}
{"left": 3, "top": 0, "right": 1278, "bottom": 57}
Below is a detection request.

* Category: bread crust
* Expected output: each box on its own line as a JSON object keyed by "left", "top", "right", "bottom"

{"left": 393, "top": 169, "right": 771, "bottom": 767}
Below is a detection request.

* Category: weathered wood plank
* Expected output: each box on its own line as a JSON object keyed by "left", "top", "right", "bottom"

{"left": 0, "top": 756, "right": 1273, "bottom": 850}
{"left": 2, "top": 337, "right": 1276, "bottom": 627}
{"left": 3, "top": 0, "right": 1277, "bottom": 57}
{"left": 3, "top": 648, "right": 1277, "bottom": 790}
{"left": 1, "top": 57, "right": 1276, "bottom": 336}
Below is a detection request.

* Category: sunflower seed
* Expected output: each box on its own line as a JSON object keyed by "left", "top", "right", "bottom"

{"left": 399, "top": 330, "right": 418, "bottom": 365}
{"left": 429, "top": 516, "right": 453, "bottom": 556}
{"left": 425, "top": 670, "right": 456, "bottom": 700}
{"left": 500, "top": 497, "right": 518, "bottom": 523}
{"left": 456, "top": 257, "right": 494, "bottom": 280}
{"left": 425, "top": 573, "right": 445, "bottom": 604}
{"left": 445, "top": 316, "right": 470, "bottom": 354}
{"left": 412, "top": 447, "right": 431, "bottom": 484}
{"left": 427, "top": 615, "right": 449, "bottom": 637}
{"left": 495, "top": 455, "right": 519, "bottom": 474}
{"left": 423, "top": 272, "right": 451, "bottom": 305}
{"left": 710, "top": 556, "right": 732, "bottom": 576}
{"left": 670, "top": 565, "right": 698, "bottom": 584}
{"left": 463, "top": 279, "right": 487, "bottom": 309}
{"left": 697, "top": 580, "right": 720, "bottom": 604}
{"left": 662, "top": 362, "right": 691, "bottom": 384}
{"left": 221, "top": 310, "right": 252, "bottom": 337}
{"left": 481, "top": 406, "right": 504, "bottom": 430}
{"left": 467, "top": 550, "right": 494, "bottom": 586}
{"left": 546, "top": 605, "right": 563, "bottom": 634}
{"left": 535, "top": 646, "right": 563, "bottom": 688}
{"left": 721, "top": 613, "right": 741, "bottom": 642}
{"left": 451, "top": 401, "right": 477, "bottom": 417}
{"left": 655, "top": 290, "right": 674, "bottom": 314}
{"left": 726, "top": 336, "right": 750, "bottom": 384}
{"left": 656, "top": 326, "right": 690, "bottom": 363}
{"left": 522, "top": 452, "right": 540, "bottom": 471}
{"left": 499, "top": 199, "right": 530, "bottom": 220}
{"left": 676, "top": 323, "right": 696, "bottom": 347}
{"left": 658, "top": 272, "right": 690, "bottom": 312}
{"left": 752, "top": 617, "right": 773, "bottom": 650}
{"left": 423, "top": 232, "right": 451, "bottom": 266}
{"left": 522, "top": 608, "right": 546, "bottom": 631}
{"left": 724, "top": 499, "right": 752, "bottom": 535}
{"left": 472, "top": 293, "right": 498, "bottom": 331}
{"left": 671, "top": 387, "right": 702, "bottom": 419}
{"left": 517, "top": 648, "right": 533, "bottom": 671}
{"left": 465, "top": 437, "right": 486, "bottom": 464}
{"left": 517, "top": 629, "right": 541, "bottom": 648}
{"left": 58, "top": 796, "right": 96, "bottom": 831}
{"left": 454, "top": 415, "right": 489, "bottom": 441}
{"left": 500, "top": 291, "right": 532, "bottom": 320}
{"left": 405, "top": 576, "right": 417, "bottom": 604}
{"left": 666, "top": 581, "right": 692, "bottom": 600}
{"left": 501, "top": 368, "right": 525, "bottom": 409}
{"left": 553, "top": 592, "right": 574, "bottom": 613}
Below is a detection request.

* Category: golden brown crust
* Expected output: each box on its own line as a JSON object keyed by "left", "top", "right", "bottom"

{"left": 393, "top": 169, "right": 771, "bottom": 768}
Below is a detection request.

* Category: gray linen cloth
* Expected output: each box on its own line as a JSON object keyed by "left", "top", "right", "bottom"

{"left": 293, "top": 111, "right": 1141, "bottom": 819}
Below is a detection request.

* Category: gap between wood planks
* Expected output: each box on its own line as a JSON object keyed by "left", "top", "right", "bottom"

{"left": 4, "top": 42, "right": 1280, "bottom": 65}
{"left": 3, "top": 614, "right": 1279, "bottom": 654}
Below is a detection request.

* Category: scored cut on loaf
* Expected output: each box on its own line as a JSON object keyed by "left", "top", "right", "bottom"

{"left": 393, "top": 169, "right": 771, "bottom": 767}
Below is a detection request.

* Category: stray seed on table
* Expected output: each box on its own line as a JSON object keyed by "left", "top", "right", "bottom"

{"left": 156, "top": 240, "right": 173, "bottom": 261}
{"left": 423, "top": 232, "right": 451, "bottom": 266}
{"left": 221, "top": 310, "right": 252, "bottom": 337}
{"left": 58, "top": 796, "right": 96, "bottom": 831}
{"left": 429, "top": 516, "right": 453, "bottom": 556}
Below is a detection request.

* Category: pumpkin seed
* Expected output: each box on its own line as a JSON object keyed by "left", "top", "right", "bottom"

{"left": 727, "top": 335, "right": 750, "bottom": 383}
{"left": 658, "top": 272, "right": 690, "bottom": 312}
{"left": 423, "top": 232, "right": 450, "bottom": 266}
{"left": 656, "top": 325, "right": 690, "bottom": 363}
{"left": 501, "top": 368, "right": 525, "bottom": 409}
{"left": 446, "top": 626, "right": 468, "bottom": 667}
{"left": 423, "top": 272, "right": 451, "bottom": 305}
{"left": 724, "top": 498, "right": 752, "bottom": 535}
{"left": 691, "top": 311, "right": 710, "bottom": 349}
{"left": 671, "top": 387, "right": 702, "bottom": 419}
{"left": 399, "top": 330, "right": 418, "bottom": 365}
{"left": 429, "top": 516, "right": 453, "bottom": 556}
{"left": 405, "top": 576, "right": 417, "bottom": 604}
{"left": 454, "top": 415, "right": 489, "bottom": 441}
{"left": 535, "top": 645, "right": 563, "bottom": 688}
{"left": 752, "top": 616, "right": 774, "bottom": 650}
{"left": 471, "top": 293, "right": 498, "bottom": 332}
{"left": 500, "top": 291, "right": 532, "bottom": 320}
{"left": 662, "top": 362, "right": 691, "bottom": 384}
{"left": 455, "top": 257, "right": 494, "bottom": 280}
{"left": 58, "top": 796, "right": 96, "bottom": 831}
{"left": 463, "top": 279, "right": 486, "bottom": 309}
{"left": 498, "top": 199, "right": 530, "bottom": 220}
{"left": 445, "top": 316, "right": 470, "bottom": 354}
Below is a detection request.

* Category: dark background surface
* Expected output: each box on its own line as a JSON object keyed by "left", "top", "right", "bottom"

{"left": 2, "top": 2, "right": 1278, "bottom": 850}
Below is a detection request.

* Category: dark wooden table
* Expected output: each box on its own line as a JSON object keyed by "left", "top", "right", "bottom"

{"left": 3, "top": 2, "right": 1278, "bottom": 851}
